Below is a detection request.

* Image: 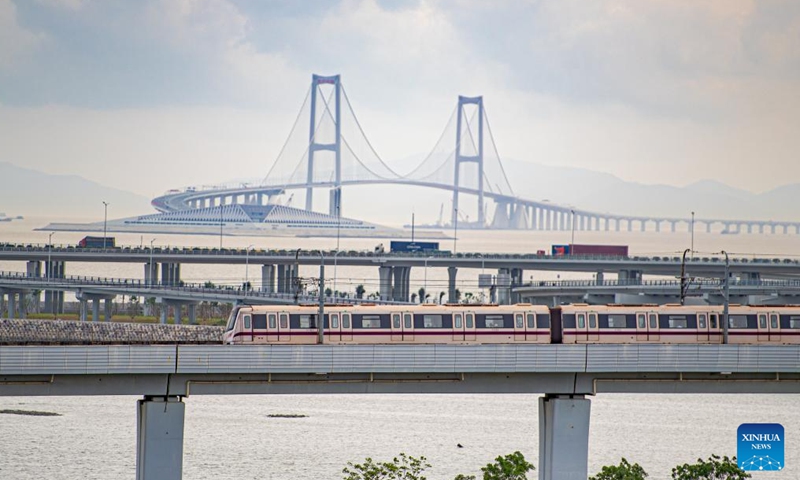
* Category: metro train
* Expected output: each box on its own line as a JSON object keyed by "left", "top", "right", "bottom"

{"left": 223, "top": 303, "right": 800, "bottom": 345}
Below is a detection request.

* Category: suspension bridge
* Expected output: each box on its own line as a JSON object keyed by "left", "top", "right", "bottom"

{"left": 146, "top": 74, "right": 800, "bottom": 236}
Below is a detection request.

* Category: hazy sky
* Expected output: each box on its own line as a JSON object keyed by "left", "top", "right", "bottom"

{"left": 1, "top": 0, "right": 799, "bottom": 199}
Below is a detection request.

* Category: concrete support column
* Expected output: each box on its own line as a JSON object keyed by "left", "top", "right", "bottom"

{"left": 188, "top": 304, "right": 197, "bottom": 325}
{"left": 378, "top": 266, "right": 393, "bottom": 301}
{"left": 145, "top": 262, "right": 159, "bottom": 286}
{"left": 538, "top": 394, "right": 591, "bottom": 480}
{"left": 392, "top": 266, "right": 410, "bottom": 302}
{"left": 277, "top": 265, "right": 286, "bottom": 294}
{"left": 104, "top": 298, "right": 112, "bottom": 322}
{"left": 510, "top": 268, "right": 523, "bottom": 304}
{"left": 596, "top": 272, "right": 604, "bottom": 284}
{"left": 174, "top": 304, "right": 182, "bottom": 325}
{"left": 447, "top": 266, "right": 458, "bottom": 304}
{"left": 9, "top": 293, "right": 17, "bottom": 319}
{"left": 92, "top": 298, "right": 100, "bottom": 322}
{"left": 0, "top": 293, "right": 5, "bottom": 319}
{"left": 497, "top": 268, "right": 511, "bottom": 305}
{"left": 136, "top": 396, "right": 185, "bottom": 480}
{"left": 79, "top": 299, "right": 88, "bottom": 322}
{"left": 160, "top": 304, "right": 168, "bottom": 324}
{"left": 261, "top": 265, "right": 276, "bottom": 293}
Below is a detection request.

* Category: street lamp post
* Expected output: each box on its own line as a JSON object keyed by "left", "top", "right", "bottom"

{"left": 245, "top": 244, "right": 254, "bottom": 294}
{"left": 102, "top": 201, "right": 109, "bottom": 249}
{"left": 333, "top": 249, "right": 344, "bottom": 299}
{"left": 680, "top": 248, "right": 691, "bottom": 305}
{"left": 453, "top": 208, "right": 458, "bottom": 254}
{"left": 47, "top": 232, "right": 55, "bottom": 282}
{"left": 149, "top": 238, "right": 156, "bottom": 286}
{"left": 317, "top": 252, "right": 325, "bottom": 345}
{"left": 691, "top": 211, "right": 695, "bottom": 259}
{"left": 570, "top": 209, "right": 576, "bottom": 246}
{"left": 721, "top": 250, "right": 730, "bottom": 344}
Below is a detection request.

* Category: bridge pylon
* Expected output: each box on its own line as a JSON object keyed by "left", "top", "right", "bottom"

{"left": 453, "top": 96, "right": 484, "bottom": 227}
{"left": 306, "top": 74, "right": 342, "bottom": 216}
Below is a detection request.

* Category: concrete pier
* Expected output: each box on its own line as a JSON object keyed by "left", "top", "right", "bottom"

{"left": 538, "top": 395, "right": 590, "bottom": 480}
{"left": 136, "top": 396, "right": 185, "bottom": 480}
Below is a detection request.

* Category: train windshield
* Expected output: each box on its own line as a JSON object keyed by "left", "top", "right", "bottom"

{"left": 225, "top": 306, "right": 240, "bottom": 331}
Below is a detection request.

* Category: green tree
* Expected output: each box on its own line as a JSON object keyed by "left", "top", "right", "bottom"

{"left": 591, "top": 458, "right": 648, "bottom": 480}
{"left": 671, "top": 455, "right": 750, "bottom": 480}
{"left": 356, "top": 284, "right": 366, "bottom": 299}
{"left": 418, "top": 287, "right": 426, "bottom": 303}
{"left": 343, "top": 453, "right": 431, "bottom": 480}
{"left": 479, "top": 451, "right": 535, "bottom": 480}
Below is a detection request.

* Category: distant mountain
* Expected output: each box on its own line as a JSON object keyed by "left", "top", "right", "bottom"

{"left": 0, "top": 162, "right": 151, "bottom": 219}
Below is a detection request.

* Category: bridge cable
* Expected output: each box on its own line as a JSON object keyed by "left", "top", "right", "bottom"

{"left": 261, "top": 85, "right": 312, "bottom": 186}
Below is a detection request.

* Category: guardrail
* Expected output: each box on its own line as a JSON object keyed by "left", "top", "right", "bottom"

{"left": 0, "top": 271, "right": 411, "bottom": 305}
{"left": 2, "top": 242, "right": 799, "bottom": 264}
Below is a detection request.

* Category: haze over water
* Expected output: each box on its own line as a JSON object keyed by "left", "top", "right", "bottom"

{"left": 1, "top": 216, "right": 798, "bottom": 479}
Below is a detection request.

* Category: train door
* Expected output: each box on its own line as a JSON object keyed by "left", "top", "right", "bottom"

{"left": 329, "top": 312, "right": 341, "bottom": 343}
{"left": 453, "top": 312, "right": 465, "bottom": 342}
{"left": 402, "top": 311, "right": 415, "bottom": 341}
{"left": 757, "top": 313, "right": 769, "bottom": 342}
{"left": 576, "top": 311, "right": 588, "bottom": 342}
{"left": 588, "top": 311, "right": 599, "bottom": 342}
{"left": 391, "top": 312, "right": 402, "bottom": 341}
{"left": 696, "top": 313, "right": 710, "bottom": 342}
{"left": 635, "top": 312, "right": 647, "bottom": 341}
{"left": 278, "top": 312, "right": 290, "bottom": 342}
{"left": 241, "top": 312, "right": 253, "bottom": 343}
{"left": 514, "top": 312, "right": 526, "bottom": 341}
{"left": 648, "top": 311, "right": 660, "bottom": 342}
{"left": 710, "top": 313, "right": 720, "bottom": 343}
{"left": 526, "top": 312, "right": 538, "bottom": 342}
{"left": 464, "top": 312, "right": 476, "bottom": 341}
{"left": 266, "top": 312, "right": 278, "bottom": 343}
{"left": 770, "top": 312, "right": 781, "bottom": 343}
{"left": 341, "top": 311, "right": 353, "bottom": 342}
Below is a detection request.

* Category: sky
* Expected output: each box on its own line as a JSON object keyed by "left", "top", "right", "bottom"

{"left": 1, "top": 0, "right": 799, "bottom": 200}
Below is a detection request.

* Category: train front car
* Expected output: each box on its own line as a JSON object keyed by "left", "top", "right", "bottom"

{"left": 223, "top": 305, "right": 252, "bottom": 344}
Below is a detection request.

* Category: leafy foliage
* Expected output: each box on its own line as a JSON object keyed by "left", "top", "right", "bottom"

{"left": 342, "top": 453, "right": 431, "bottom": 480}
{"left": 671, "top": 455, "right": 751, "bottom": 480}
{"left": 590, "top": 458, "right": 648, "bottom": 480}
{"left": 479, "top": 451, "right": 535, "bottom": 480}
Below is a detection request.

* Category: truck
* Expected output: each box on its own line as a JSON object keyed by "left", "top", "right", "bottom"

{"left": 551, "top": 244, "right": 628, "bottom": 257}
{"left": 78, "top": 236, "right": 116, "bottom": 248}
{"left": 389, "top": 241, "right": 440, "bottom": 253}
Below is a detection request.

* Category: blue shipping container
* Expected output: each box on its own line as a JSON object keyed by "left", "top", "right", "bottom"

{"left": 390, "top": 241, "right": 439, "bottom": 253}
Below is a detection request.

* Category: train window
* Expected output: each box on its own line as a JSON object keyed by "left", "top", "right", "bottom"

{"left": 299, "top": 315, "right": 316, "bottom": 329}
{"left": 790, "top": 317, "right": 800, "bottom": 329}
{"left": 485, "top": 315, "right": 504, "bottom": 328}
{"left": 392, "top": 314, "right": 401, "bottom": 329}
{"left": 404, "top": 314, "right": 413, "bottom": 329}
{"left": 608, "top": 314, "right": 627, "bottom": 328}
{"left": 515, "top": 314, "right": 524, "bottom": 328}
{"left": 729, "top": 315, "right": 748, "bottom": 329}
{"left": 279, "top": 314, "right": 289, "bottom": 329}
{"left": 637, "top": 314, "right": 645, "bottom": 328}
{"left": 331, "top": 314, "right": 339, "bottom": 328}
{"left": 253, "top": 314, "right": 266, "bottom": 329}
{"left": 698, "top": 314, "right": 707, "bottom": 329}
{"left": 649, "top": 314, "right": 657, "bottom": 329}
{"left": 466, "top": 314, "right": 474, "bottom": 328}
{"left": 589, "top": 313, "right": 597, "bottom": 328}
{"left": 423, "top": 315, "right": 443, "bottom": 328}
{"left": 771, "top": 315, "right": 779, "bottom": 329}
{"left": 268, "top": 314, "right": 277, "bottom": 329}
{"left": 226, "top": 308, "right": 240, "bottom": 331}
{"left": 244, "top": 315, "right": 251, "bottom": 329}
{"left": 759, "top": 314, "right": 767, "bottom": 328}
{"left": 668, "top": 316, "right": 687, "bottom": 328}
{"left": 710, "top": 315, "right": 718, "bottom": 328}
{"left": 455, "top": 314, "right": 463, "bottom": 328}
{"left": 527, "top": 314, "right": 535, "bottom": 329}
{"left": 362, "top": 315, "right": 381, "bottom": 328}
{"left": 577, "top": 313, "right": 586, "bottom": 328}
